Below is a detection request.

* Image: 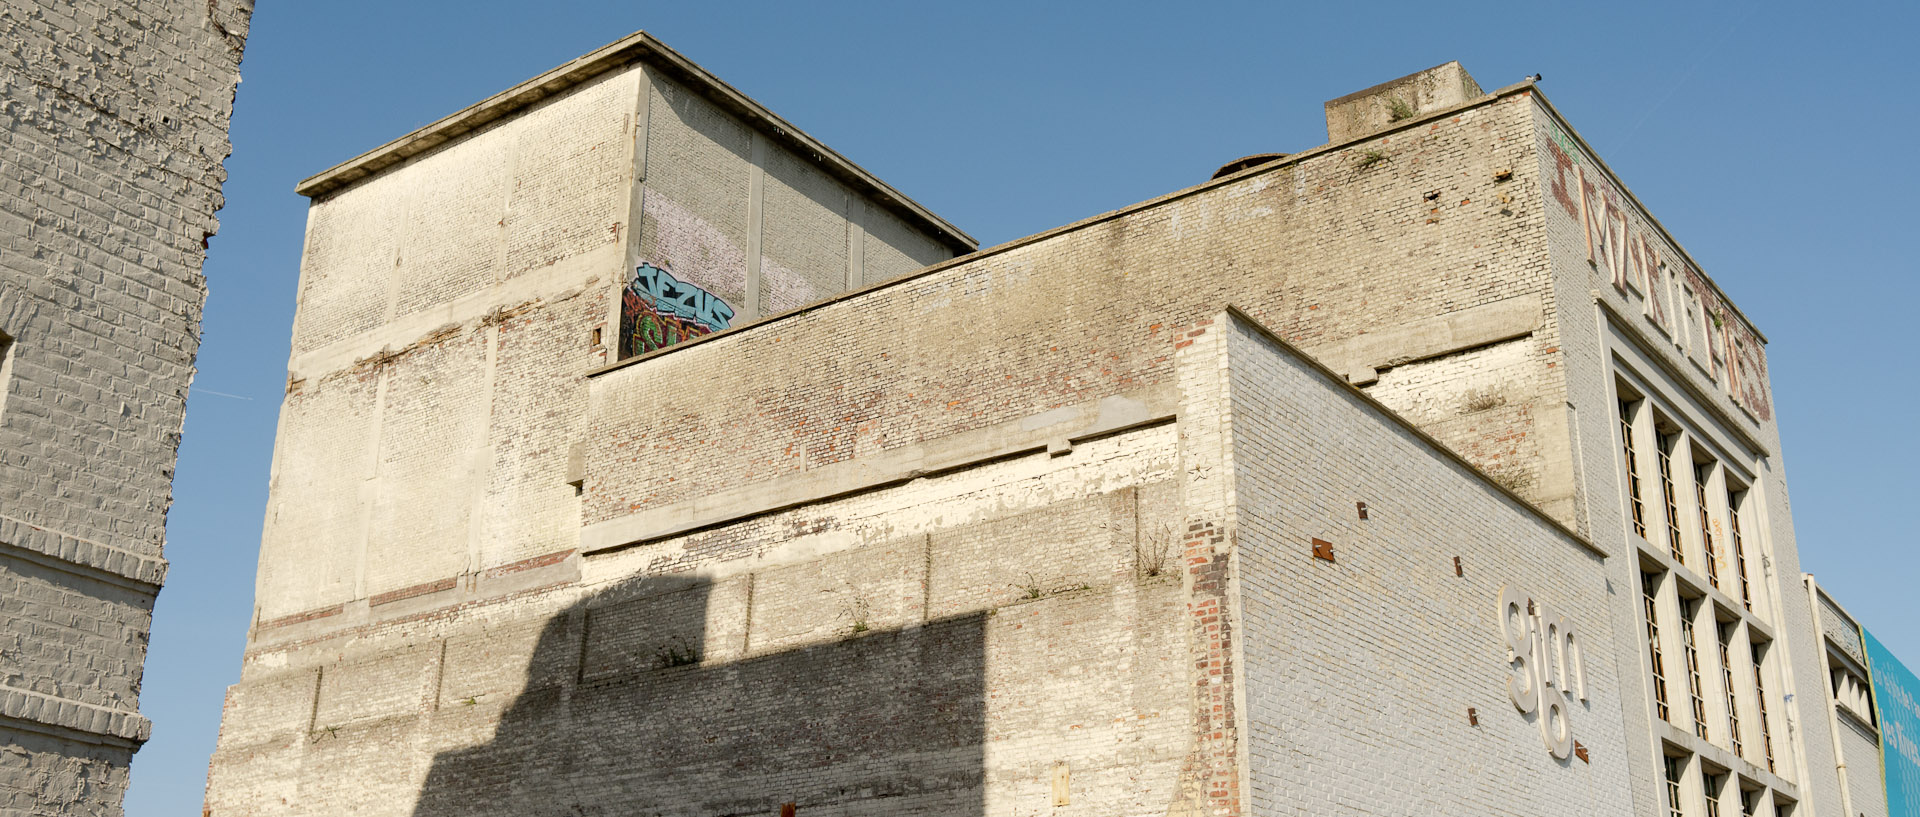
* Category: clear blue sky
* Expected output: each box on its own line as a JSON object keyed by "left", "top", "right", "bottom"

{"left": 132, "top": 2, "right": 1918, "bottom": 812}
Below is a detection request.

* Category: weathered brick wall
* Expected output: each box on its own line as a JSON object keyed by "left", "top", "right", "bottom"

{"left": 1220, "top": 315, "right": 1629, "bottom": 815}
{"left": 259, "top": 57, "right": 961, "bottom": 626}
{"left": 211, "top": 304, "right": 1634, "bottom": 817}
{"left": 266, "top": 62, "right": 635, "bottom": 620}
{"left": 0, "top": 1, "right": 248, "bottom": 814}
{"left": 633, "top": 67, "right": 953, "bottom": 337}
{"left": 563, "top": 86, "right": 1570, "bottom": 817}
{"left": 585, "top": 90, "right": 1560, "bottom": 534}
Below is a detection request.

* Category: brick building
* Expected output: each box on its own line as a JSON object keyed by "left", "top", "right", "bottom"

{"left": 1801, "top": 576, "right": 1920, "bottom": 817}
{"left": 0, "top": 2, "right": 251, "bottom": 815}
{"left": 208, "top": 31, "right": 1848, "bottom": 817}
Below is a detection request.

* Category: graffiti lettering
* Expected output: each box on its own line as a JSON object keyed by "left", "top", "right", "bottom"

{"left": 1578, "top": 166, "right": 1629, "bottom": 294}
{"left": 1549, "top": 136, "right": 1581, "bottom": 220}
{"left": 1500, "top": 585, "right": 1589, "bottom": 759}
{"left": 1546, "top": 124, "right": 1772, "bottom": 420}
{"left": 620, "top": 262, "right": 737, "bottom": 358}
{"left": 1636, "top": 235, "right": 1669, "bottom": 332}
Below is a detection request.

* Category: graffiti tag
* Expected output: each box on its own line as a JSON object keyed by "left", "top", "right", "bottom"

{"left": 620, "top": 262, "right": 737, "bottom": 358}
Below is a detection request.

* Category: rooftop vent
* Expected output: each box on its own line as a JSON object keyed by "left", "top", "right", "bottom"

{"left": 1212, "top": 153, "right": 1289, "bottom": 180}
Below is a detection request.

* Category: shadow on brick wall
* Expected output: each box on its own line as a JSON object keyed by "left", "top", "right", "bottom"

{"left": 409, "top": 572, "right": 987, "bottom": 816}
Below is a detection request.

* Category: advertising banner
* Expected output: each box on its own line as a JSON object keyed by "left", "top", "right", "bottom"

{"left": 1864, "top": 629, "right": 1920, "bottom": 814}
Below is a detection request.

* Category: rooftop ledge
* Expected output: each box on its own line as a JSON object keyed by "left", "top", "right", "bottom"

{"left": 293, "top": 30, "right": 976, "bottom": 256}
{"left": 587, "top": 77, "right": 1764, "bottom": 383}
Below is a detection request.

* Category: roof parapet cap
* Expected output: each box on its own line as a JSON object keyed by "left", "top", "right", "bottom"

{"left": 294, "top": 30, "right": 975, "bottom": 254}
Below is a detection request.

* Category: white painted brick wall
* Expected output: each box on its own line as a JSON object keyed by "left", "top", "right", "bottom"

{"left": 1221, "top": 315, "right": 1631, "bottom": 816}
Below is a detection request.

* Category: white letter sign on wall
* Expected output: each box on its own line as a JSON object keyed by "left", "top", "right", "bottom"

{"left": 1500, "top": 585, "right": 1588, "bottom": 759}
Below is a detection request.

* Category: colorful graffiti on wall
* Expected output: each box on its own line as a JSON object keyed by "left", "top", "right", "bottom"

{"left": 1546, "top": 124, "right": 1772, "bottom": 421}
{"left": 621, "top": 262, "right": 737, "bottom": 358}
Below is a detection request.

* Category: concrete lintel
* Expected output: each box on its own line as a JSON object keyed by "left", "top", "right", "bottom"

{"left": 246, "top": 550, "right": 581, "bottom": 651}
{"left": 0, "top": 686, "right": 150, "bottom": 745}
{"left": 579, "top": 388, "right": 1179, "bottom": 555}
{"left": 0, "top": 513, "right": 165, "bottom": 588}
{"left": 286, "top": 247, "right": 614, "bottom": 381}
{"left": 1306, "top": 293, "right": 1544, "bottom": 385}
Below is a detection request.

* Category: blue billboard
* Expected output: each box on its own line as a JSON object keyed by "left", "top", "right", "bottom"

{"left": 1864, "top": 628, "right": 1920, "bottom": 815}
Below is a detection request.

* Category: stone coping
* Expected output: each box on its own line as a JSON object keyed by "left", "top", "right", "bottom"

{"left": 0, "top": 512, "right": 165, "bottom": 587}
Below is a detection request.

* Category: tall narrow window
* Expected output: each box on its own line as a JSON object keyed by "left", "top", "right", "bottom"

{"left": 1666, "top": 755, "right": 1689, "bottom": 817}
{"left": 1682, "top": 601, "right": 1710, "bottom": 740}
{"left": 1645, "top": 571, "right": 1672, "bottom": 722}
{"left": 1622, "top": 399, "right": 1648, "bottom": 539}
{"left": 1696, "top": 463, "right": 1720, "bottom": 588}
{"left": 1704, "top": 773, "right": 1725, "bottom": 817}
{"left": 1740, "top": 789, "right": 1761, "bottom": 817}
{"left": 1728, "top": 489, "right": 1753, "bottom": 611}
{"left": 1753, "top": 643, "right": 1775, "bottom": 773}
{"left": 1659, "top": 432, "right": 1686, "bottom": 565}
{"left": 1720, "top": 622, "right": 1744, "bottom": 758}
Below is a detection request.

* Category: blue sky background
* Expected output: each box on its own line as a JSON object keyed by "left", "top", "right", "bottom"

{"left": 131, "top": 2, "right": 1918, "bottom": 812}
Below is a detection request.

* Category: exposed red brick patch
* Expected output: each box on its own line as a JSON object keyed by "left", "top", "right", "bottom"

{"left": 369, "top": 577, "right": 458, "bottom": 607}
{"left": 483, "top": 549, "right": 576, "bottom": 578}
{"left": 256, "top": 603, "right": 345, "bottom": 631}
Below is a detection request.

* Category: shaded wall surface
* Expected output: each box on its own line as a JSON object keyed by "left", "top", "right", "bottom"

{"left": 211, "top": 419, "right": 1196, "bottom": 816}
{"left": 0, "top": 2, "right": 250, "bottom": 815}
{"left": 409, "top": 580, "right": 991, "bottom": 817}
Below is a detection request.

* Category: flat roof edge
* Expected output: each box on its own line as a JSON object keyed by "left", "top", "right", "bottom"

{"left": 293, "top": 31, "right": 976, "bottom": 254}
